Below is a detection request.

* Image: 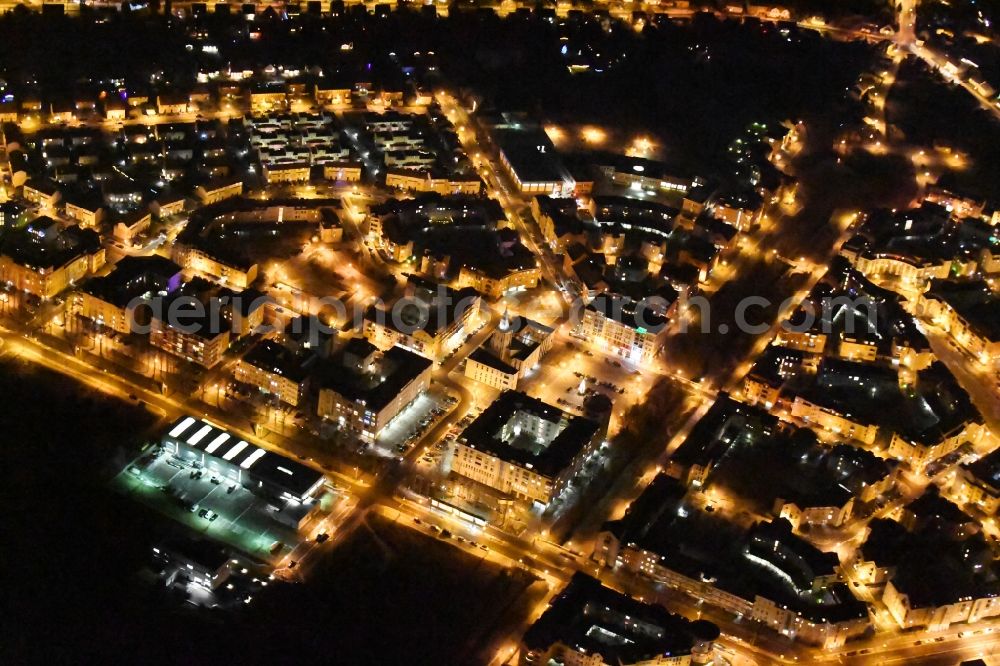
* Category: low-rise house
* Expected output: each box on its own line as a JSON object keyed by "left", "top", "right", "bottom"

{"left": 64, "top": 198, "right": 105, "bottom": 228}
{"left": 949, "top": 449, "right": 1000, "bottom": 516}
{"left": 263, "top": 161, "right": 311, "bottom": 184}
{"left": 322, "top": 162, "right": 363, "bottom": 182}
{"left": 22, "top": 178, "right": 61, "bottom": 209}
{"left": 113, "top": 209, "right": 153, "bottom": 245}
{"left": 919, "top": 279, "right": 1000, "bottom": 370}
{"left": 156, "top": 94, "right": 189, "bottom": 115}
{"left": 235, "top": 339, "right": 310, "bottom": 407}
{"left": 68, "top": 255, "right": 182, "bottom": 334}
{"left": 150, "top": 193, "right": 186, "bottom": 219}
{"left": 195, "top": 177, "right": 244, "bottom": 206}
{"left": 384, "top": 168, "right": 482, "bottom": 196}
{"left": 0, "top": 218, "right": 104, "bottom": 299}
{"left": 520, "top": 573, "right": 719, "bottom": 666}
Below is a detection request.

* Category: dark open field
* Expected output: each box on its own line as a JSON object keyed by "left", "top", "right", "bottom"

{"left": 0, "top": 357, "right": 536, "bottom": 665}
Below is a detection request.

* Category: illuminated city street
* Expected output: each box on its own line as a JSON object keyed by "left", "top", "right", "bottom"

{"left": 3, "top": 1, "right": 1000, "bottom": 664}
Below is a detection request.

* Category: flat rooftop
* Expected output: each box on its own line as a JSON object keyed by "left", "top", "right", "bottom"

{"left": 854, "top": 203, "right": 999, "bottom": 267}
{"left": 468, "top": 347, "right": 516, "bottom": 374}
{"left": 522, "top": 572, "right": 714, "bottom": 663}
{"left": 160, "top": 536, "right": 230, "bottom": 571}
{"left": 0, "top": 218, "right": 101, "bottom": 270}
{"left": 604, "top": 475, "right": 867, "bottom": 625}
{"left": 495, "top": 126, "right": 569, "bottom": 184}
{"left": 589, "top": 150, "right": 701, "bottom": 185}
{"left": 861, "top": 511, "right": 1000, "bottom": 609}
{"left": 459, "top": 390, "right": 599, "bottom": 478}
{"left": 163, "top": 416, "right": 324, "bottom": 500}
{"left": 318, "top": 344, "right": 432, "bottom": 415}
{"left": 964, "top": 447, "right": 1000, "bottom": 490}
{"left": 80, "top": 255, "right": 182, "bottom": 308}
{"left": 671, "top": 395, "right": 778, "bottom": 468}
{"left": 585, "top": 294, "right": 668, "bottom": 333}
{"left": 926, "top": 279, "right": 1000, "bottom": 343}
{"left": 365, "top": 279, "right": 481, "bottom": 340}
{"left": 241, "top": 339, "right": 310, "bottom": 383}
{"left": 802, "top": 360, "right": 978, "bottom": 446}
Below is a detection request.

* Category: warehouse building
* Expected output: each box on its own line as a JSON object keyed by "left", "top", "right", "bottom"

{"left": 162, "top": 416, "right": 326, "bottom": 510}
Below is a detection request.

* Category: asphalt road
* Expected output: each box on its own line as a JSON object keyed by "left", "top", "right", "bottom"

{"left": 1, "top": 4, "right": 997, "bottom": 662}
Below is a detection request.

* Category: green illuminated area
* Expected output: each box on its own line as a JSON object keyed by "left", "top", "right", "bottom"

{"left": 113, "top": 449, "right": 337, "bottom": 564}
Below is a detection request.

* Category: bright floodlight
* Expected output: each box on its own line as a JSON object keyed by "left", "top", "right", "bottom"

{"left": 186, "top": 424, "right": 214, "bottom": 446}
{"left": 581, "top": 126, "right": 606, "bottom": 144}
{"left": 240, "top": 448, "right": 268, "bottom": 469}
{"left": 205, "top": 432, "right": 231, "bottom": 454}
{"left": 223, "top": 441, "right": 250, "bottom": 461}
{"left": 168, "top": 416, "right": 196, "bottom": 438}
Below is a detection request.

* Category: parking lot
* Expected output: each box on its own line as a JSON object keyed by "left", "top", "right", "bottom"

{"left": 415, "top": 435, "right": 451, "bottom": 472}
{"left": 376, "top": 390, "right": 455, "bottom": 457}
{"left": 114, "top": 449, "right": 326, "bottom": 563}
{"left": 518, "top": 336, "right": 656, "bottom": 432}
